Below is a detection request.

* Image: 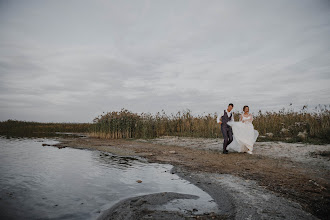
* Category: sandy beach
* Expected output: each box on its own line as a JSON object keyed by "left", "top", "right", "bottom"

{"left": 56, "top": 134, "right": 329, "bottom": 219}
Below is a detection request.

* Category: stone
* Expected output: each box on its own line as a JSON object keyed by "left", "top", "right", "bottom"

{"left": 265, "top": 132, "right": 274, "bottom": 138}
{"left": 297, "top": 130, "right": 307, "bottom": 139}
{"left": 280, "top": 128, "right": 290, "bottom": 136}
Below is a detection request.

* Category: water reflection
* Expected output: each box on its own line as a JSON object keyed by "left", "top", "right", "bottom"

{"left": 0, "top": 136, "right": 218, "bottom": 220}
{"left": 94, "top": 152, "right": 144, "bottom": 170}
{"left": 0, "top": 132, "right": 87, "bottom": 140}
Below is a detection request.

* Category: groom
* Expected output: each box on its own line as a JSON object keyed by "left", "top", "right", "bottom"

{"left": 217, "top": 103, "right": 234, "bottom": 154}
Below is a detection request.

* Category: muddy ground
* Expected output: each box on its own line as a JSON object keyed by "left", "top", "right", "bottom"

{"left": 56, "top": 135, "right": 329, "bottom": 219}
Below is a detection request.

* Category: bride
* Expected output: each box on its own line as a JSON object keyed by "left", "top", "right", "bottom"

{"left": 227, "top": 106, "right": 259, "bottom": 154}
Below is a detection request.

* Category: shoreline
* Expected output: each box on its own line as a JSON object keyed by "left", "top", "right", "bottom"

{"left": 56, "top": 134, "right": 329, "bottom": 219}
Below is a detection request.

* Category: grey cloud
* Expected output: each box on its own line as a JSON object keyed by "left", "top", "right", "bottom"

{"left": 0, "top": 0, "right": 329, "bottom": 122}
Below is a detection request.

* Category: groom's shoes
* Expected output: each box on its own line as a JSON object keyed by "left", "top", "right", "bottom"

{"left": 223, "top": 150, "right": 228, "bottom": 154}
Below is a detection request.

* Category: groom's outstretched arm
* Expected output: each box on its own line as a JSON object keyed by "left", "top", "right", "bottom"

{"left": 217, "top": 113, "right": 222, "bottom": 124}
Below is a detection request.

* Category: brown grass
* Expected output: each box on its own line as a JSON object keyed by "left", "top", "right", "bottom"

{"left": 90, "top": 106, "right": 330, "bottom": 143}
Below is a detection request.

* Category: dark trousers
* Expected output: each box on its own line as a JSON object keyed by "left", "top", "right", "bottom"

{"left": 221, "top": 124, "right": 233, "bottom": 152}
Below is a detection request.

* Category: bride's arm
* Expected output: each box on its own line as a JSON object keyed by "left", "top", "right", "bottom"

{"left": 246, "top": 114, "right": 253, "bottom": 122}
{"left": 239, "top": 114, "right": 243, "bottom": 122}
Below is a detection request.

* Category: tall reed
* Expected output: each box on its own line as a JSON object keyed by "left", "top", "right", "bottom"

{"left": 1, "top": 105, "right": 329, "bottom": 143}
{"left": 253, "top": 105, "right": 330, "bottom": 142}
{"left": 0, "top": 120, "right": 91, "bottom": 137}
{"left": 90, "top": 106, "right": 330, "bottom": 143}
{"left": 89, "top": 109, "right": 223, "bottom": 139}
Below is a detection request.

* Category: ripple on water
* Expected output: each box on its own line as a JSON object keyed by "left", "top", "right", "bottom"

{"left": 0, "top": 137, "right": 219, "bottom": 220}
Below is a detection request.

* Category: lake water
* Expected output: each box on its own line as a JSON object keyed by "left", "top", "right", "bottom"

{"left": 0, "top": 136, "right": 218, "bottom": 219}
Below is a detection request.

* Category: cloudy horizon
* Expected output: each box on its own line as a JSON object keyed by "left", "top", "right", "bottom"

{"left": 0, "top": 0, "right": 329, "bottom": 123}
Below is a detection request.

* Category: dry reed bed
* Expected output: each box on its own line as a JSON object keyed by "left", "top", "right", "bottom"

{"left": 0, "top": 120, "right": 91, "bottom": 137}
{"left": 1, "top": 106, "right": 328, "bottom": 143}
{"left": 90, "top": 106, "right": 330, "bottom": 143}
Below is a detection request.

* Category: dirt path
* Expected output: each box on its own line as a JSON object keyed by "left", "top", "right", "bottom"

{"left": 56, "top": 135, "right": 329, "bottom": 219}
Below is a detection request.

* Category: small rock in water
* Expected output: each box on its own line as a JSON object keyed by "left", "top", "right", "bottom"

{"left": 136, "top": 180, "right": 142, "bottom": 183}
{"left": 57, "top": 145, "right": 66, "bottom": 149}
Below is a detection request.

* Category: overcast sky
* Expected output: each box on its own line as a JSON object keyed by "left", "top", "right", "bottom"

{"left": 0, "top": 0, "right": 329, "bottom": 123}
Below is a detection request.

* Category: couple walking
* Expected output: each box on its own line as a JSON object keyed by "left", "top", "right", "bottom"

{"left": 217, "top": 103, "right": 259, "bottom": 154}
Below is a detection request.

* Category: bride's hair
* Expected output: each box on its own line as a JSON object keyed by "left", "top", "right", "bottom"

{"left": 243, "top": 105, "right": 249, "bottom": 111}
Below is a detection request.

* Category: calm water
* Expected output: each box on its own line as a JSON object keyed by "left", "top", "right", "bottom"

{"left": 0, "top": 136, "right": 218, "bottom": 220}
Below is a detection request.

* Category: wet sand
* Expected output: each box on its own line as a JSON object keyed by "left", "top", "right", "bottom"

{"left": 56, "top": 135, "right": 329, "bottom": 219}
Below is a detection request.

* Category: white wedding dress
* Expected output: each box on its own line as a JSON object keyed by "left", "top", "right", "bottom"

{"left": 227, "top": 114, "right": 259, "bottom": 153}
